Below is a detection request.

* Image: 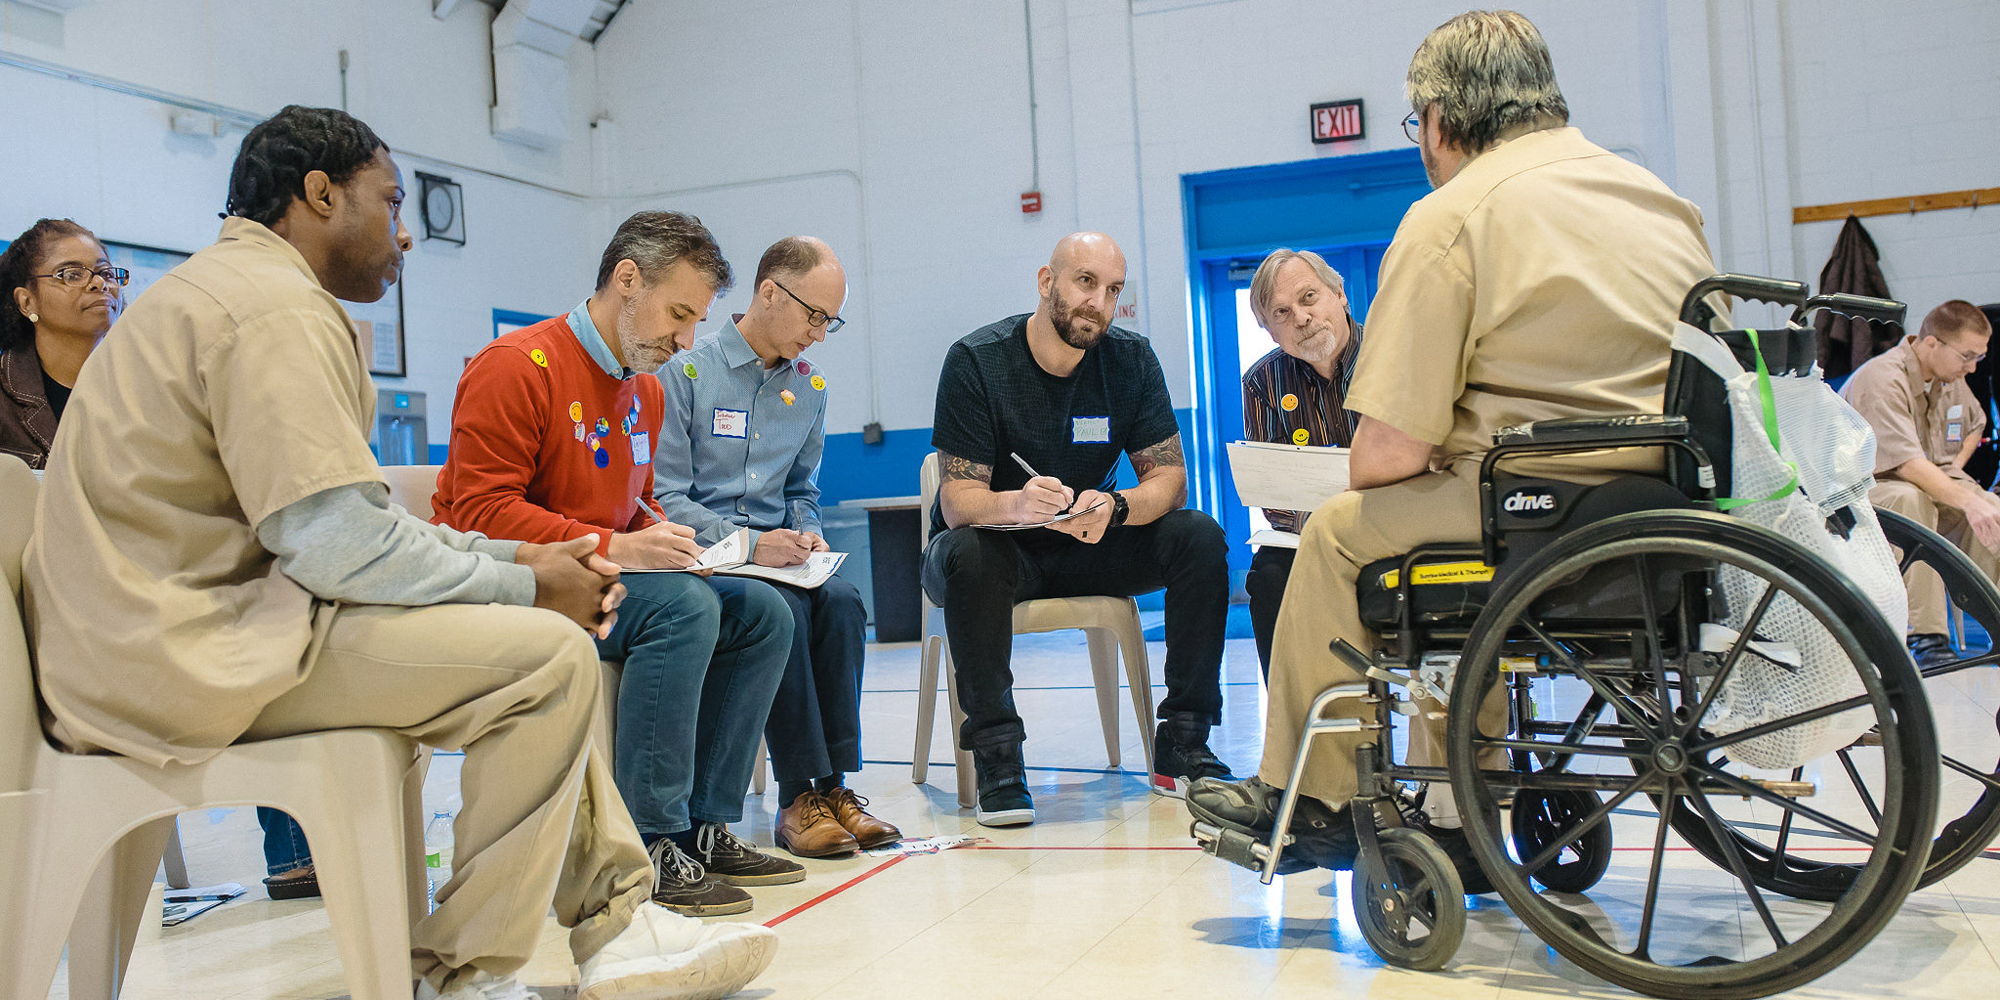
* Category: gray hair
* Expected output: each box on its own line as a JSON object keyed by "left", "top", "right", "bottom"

{"left": 1248, "top": 249, "right": 1345, "bottom": 330}
{"left": 1406, "top": 10, "right": 1569, "bottom": 153}
{"left": 595, "top": 210, "right": 733, "bottom": 293}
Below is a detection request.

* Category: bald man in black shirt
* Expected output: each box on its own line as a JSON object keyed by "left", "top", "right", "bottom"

{"left": 923, "top": 232, "right": 1234, "bottom": 827}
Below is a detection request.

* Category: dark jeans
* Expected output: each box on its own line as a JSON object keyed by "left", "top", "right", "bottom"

{"left": 1245, "top": 545, "right": 1297, "bottom": 680}
{"left": 597, "top": 573, "right": 791, "bottom": 835}
{"left": 920, "top": 508, "right": 1228, "bottom": 750}
{"left": 762, "top": 575, "right": 868, "bottom": 783}
{"left": 256, "top": 807, "right": 312, "bottom": 876}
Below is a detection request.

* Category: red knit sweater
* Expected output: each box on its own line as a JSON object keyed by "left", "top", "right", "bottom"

{"left": 432, "top": 314, "right": 666, "bottom": 556}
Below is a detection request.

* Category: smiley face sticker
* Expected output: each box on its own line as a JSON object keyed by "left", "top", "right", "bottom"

{"left": 810, "top": 374, "right": 826, "bottom": 392}
{"left": 569, "top": 401, "right": 583, "bottom": 422}
{"left": 1280, "top": 393, "right": 1299, "bottom": 412}
{"left": 683, "top": 362, "right": 698, "bottom": 380}
{"left": 530, "top": 349, "right": 549, "bottom": 368}
{"left": 1291, "top": 428, "right": 1311, "bottom": 446}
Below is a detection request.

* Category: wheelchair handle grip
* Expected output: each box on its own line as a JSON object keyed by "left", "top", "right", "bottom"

{"left": 1679, "top": 273, "right": 1809, "bottom": 325}
{"left": 1798, "top": 292, "right": 1905, "bottom": 326}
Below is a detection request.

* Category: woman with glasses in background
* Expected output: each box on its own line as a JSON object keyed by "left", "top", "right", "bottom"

{"left": 1, "top": 218, "right": 126, "bottom": 469}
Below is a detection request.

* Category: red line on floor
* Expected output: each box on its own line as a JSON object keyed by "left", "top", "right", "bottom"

{"left": 967, "top": 845, "right": 1205, "bottom": 851}
{"left": 762, "top": 855, "right": 907, "bottom": 928}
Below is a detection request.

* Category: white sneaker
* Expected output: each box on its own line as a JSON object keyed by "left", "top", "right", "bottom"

{"left": 415, "top": 972, "right": 541, "bottom": 1000}
{"left": 578, "top": 904, "right": 778, "bottom": 1000}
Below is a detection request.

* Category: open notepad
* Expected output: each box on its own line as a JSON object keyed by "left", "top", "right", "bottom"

{"left": 973, "top": 497, "right": 1108, "bottom": 531}
{"left": 1227, "top": 441, "right": 1351, "bottom": 548}
{"left": 625, "top": 527, "right": 849, "bottom": 589}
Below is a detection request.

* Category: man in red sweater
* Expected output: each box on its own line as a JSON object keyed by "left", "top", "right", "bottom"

{"left": 435, "top": 211, "right": 797, "bottom": 916}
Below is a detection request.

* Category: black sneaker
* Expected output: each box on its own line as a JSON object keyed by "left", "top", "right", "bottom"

{"left": 1908, "top": 632, "right": 1959, "bottom": 669}
{"left": 1151, "top": 718, "right": 1237, "bottom": 798}
{"left": 647, "top": 837, "right": 752, "bottom": 916}
{"left": 691, "top": 822, "right": 806, "bottom": 886}
{"left": 1186, "top": 776, "right": 1357, "bottom": 871}
{"left": 973, "top": 742, "right": 1036, "bottom": 827}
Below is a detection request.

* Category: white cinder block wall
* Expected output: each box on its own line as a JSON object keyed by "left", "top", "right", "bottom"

{"left": 3, "top": 0, "right": 1995, "bottom": 448}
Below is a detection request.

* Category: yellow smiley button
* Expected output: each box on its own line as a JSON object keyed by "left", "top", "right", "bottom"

{"left": 1280, "top": 392, "right": 1298, "bottom": 412}
{"left": 568, "top": 401, "right": 583, "bottom": 422}
{"left": 529, "top": 349, "right": 549, "bottom": 368}
{"left": 1291, "top": 428, "right": 1311, "bottom": 446}
{"left": 810, "top": 374, "right": 826, "bottom": 392}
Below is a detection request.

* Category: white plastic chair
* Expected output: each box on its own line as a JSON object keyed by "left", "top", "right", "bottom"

{"left": 383, "top": 466, "right": 771, "bottom": 796}
{"left": 911, "top": 453, "right": 1155, "bottom": 808}
{"left": 0, "top": 457, "right": 427, "bottom": 1000}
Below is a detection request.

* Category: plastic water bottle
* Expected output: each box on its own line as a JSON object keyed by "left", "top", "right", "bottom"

{"left": 423, "top": 809, "right": 455, "bottom": 912}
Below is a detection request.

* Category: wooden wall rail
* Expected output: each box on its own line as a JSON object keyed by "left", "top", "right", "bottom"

{"left": 1793, "top": 186, "right": 2000, "bottom": 224}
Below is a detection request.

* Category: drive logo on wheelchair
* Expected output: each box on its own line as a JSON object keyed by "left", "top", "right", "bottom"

{"left": 1499, "top": 485, "right": 1561, "bottom": 519}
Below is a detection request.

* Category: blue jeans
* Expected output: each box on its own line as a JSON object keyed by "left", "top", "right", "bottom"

{"left": 763, "top": 575, "right": 868, "bottom": 783}
{"left": 256, "top": 808, "right": 312, "bottom": 876}
{"left": 597, "top": 573, "right": 791, "bottom": 836}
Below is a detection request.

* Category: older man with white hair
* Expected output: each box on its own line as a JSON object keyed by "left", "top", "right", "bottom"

{"left": 1189, "top": 10, "right": 1718, "bottom": 889}
{"left": 1240, "top": 248, "right": 1362, "bottom": 678}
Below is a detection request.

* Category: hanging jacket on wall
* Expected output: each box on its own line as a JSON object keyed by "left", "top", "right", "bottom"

{"left": 1815, "top": 214, "right": 1902, "bottom": 377}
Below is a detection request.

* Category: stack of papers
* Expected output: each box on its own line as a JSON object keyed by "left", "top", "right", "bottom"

{"left": 627, "top": 528, "right": 849, "bottom": 589}
{"left": 974, "top": 498, "right": 1107, "bottom": 531}
{"left": 1226, "top": 441, "right": 1351, "bottom": 513}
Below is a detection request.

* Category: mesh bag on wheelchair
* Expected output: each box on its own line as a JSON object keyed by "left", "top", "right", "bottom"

{"left": 1673, "top": 322, "right": 1906, "bottom": 768}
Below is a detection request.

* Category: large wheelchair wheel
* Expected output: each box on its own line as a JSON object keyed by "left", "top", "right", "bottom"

{"left": 1445, "top": 510, "right": 1938, "bottom": 1000}
{"left": 1667, "top": 508, "right": 2000, "bottom": 902}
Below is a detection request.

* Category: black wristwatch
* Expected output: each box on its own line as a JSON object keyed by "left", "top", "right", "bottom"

{"left": 1107, "top": 490, "right": 1130, "bottom": 528}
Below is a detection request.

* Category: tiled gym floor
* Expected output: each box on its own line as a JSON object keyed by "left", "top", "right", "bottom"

{"left": 39, "top": 627, "right": 2000, "bottom": 999}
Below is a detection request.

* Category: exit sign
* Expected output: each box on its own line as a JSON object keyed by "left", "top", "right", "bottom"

{"left": 1310, "top": 99, "right": 1364, "bottom": 144}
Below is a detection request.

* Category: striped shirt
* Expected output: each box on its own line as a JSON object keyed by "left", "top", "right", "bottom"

{"left": 1241, "top": 319, "right": 1361, "bottom": 532}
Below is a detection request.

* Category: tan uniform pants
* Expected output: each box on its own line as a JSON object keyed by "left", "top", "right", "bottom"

{"left": 241, "top": 602, "right": 653, "bottom": 993}
{"left": 1871, "top": 479, "right": 2000, "bottom": 635}
{"left": 1257, "top": 469, "right": 1508, "bottom": 803}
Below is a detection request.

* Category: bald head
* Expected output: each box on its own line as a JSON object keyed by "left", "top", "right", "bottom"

{"left": 1038, "top": 232, "right": 1126, "bottom": 350}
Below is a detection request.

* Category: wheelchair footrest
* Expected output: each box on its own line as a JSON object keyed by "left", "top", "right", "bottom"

{"left": 1191, "top": 820, "right": 1287, "bottom": 872}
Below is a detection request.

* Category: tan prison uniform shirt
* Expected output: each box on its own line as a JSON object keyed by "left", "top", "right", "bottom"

{"left": 26, "top": 218, "right": 382, "bottom": 766}
{"left": 1344, "top": 127, "right": 1716, "bottom": 464}
{"left": 1840, "top": 339, "right": 1985, "bottom": 482}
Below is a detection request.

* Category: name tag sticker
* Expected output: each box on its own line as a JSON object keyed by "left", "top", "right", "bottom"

{"left": 1948, "top": 422, "right": 1963, "bottom": 443}
{"left": 631, "top": 432, "right": 651, "bottom": 465}
{"left": 712, "top": 408, "right": 748, "bottom": 439}
{"left": 1072, "top": 416, "right": 1111, "bottom": 444}
{"left": 1948, "top": 404, "right": 1965, "bottom": 420}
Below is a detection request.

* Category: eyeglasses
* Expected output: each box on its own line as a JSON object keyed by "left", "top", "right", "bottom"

{"left": 31, "top": 264, "right": 130, "bottom": 289}
{"left": 772, "top": 280, "right": 844, "bottom": 333}
{"left": 1402, "top": 111, "right": 1423, "bottom": 144}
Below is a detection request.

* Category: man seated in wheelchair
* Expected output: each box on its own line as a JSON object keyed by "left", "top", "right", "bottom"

{"left": 1840, "top": 300, "right": 2000, "bottom": 668}
{"left": 1187, "top": 10, "right": 1717, "bottom": 882}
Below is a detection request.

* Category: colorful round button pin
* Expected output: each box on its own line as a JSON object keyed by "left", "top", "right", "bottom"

{"left": 530, "top": 349, "right": 549, "bottom": 368}
{"left": 593, "top": 449, "right": 610, "bottom": 468}
{"left": 683, "top": 363, "right": 698, "bottom": 380}
{"left": 795, "top": 360, "right": 810, "bottom": 376}
{"left": 569, "top": 401, "right": 583, "bottom": 422}
{"left": 595, "top": 418, "right": 610, "bottom": 436}
{"left": 1291, "top": 428, "right": 1311, "bottom": 445}
{"left": 810, "top": 374, "right": 826, "bottom": 392}
{"left": 1280, "top": 393, "right": 1298, "bottom": 412}
{"left": 780, "top": 389, "right": 796, "bottom": 406}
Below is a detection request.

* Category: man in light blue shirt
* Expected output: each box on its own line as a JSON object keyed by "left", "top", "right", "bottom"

{"left": 655, "top": 237, "right": 901, "bottom": 858}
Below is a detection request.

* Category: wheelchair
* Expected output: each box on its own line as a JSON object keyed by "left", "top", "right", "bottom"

{"left": 1192, "top": 275, "right": 1995, "bottom": 999}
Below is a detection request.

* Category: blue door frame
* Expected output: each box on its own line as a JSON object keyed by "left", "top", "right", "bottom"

{"left": 1181, "top": 148, "right": 1429, "bottom": 589}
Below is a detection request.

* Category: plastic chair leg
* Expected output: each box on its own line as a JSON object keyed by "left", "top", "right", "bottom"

{"left": 67, "top": 815, "right": 175, "bottom": 1000}
{"left": 914, "top": 631, "right": 942, "bottom": 784}
{"left": 1086, "top": 629, "right": 1122, "bottom": 768}
{"left": 944, "top": 648, "right": 976, "bottom": 809}
{"left": 160, "top": 817, "right": 190, "bottom": 890}
{"left": 295, "top": 781, "right": 417, "bottom": 1000}
{"left": 1116, "top": 616, "right": 1156, "bottom": 775}
{"left": 752, "top": 739, "right": 769, "bottom": 795}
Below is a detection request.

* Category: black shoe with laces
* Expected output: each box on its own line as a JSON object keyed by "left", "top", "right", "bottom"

{"left": 647, "top": 837, "right": 752, "bottom": 916}
{"left": 973, "top": 742, "right": 1036, "bottom": 827}
{"left": 1151, "top": 718, "right": 1237, "bottom": 798}
{"left": 1186, "top": 776, "right": 1358, "bottom": 872}
{"left": 690, "top": 822, "right": 806, "bottom": 886}
{"left": 1908, "top": 632, "right": 1959, "bottom": 669}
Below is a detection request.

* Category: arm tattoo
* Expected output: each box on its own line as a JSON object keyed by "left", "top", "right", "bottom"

{"left": 940, "top": 452, "right": 993, "bottom": 484}
{"left": 1130, "top": 433, "right": 1185, "bottom": 479}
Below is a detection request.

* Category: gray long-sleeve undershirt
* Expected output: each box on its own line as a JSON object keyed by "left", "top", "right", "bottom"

{"left": 255, "top": 481, "right": 536, "bottom": 607}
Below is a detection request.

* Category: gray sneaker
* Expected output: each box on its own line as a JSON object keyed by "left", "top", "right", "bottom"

{"left": 647, "top": 837, "right": 752, "bottom": 916}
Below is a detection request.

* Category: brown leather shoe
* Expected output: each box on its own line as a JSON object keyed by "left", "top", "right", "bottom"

{"left": 776, "top": 790, "right": 860, "bottom": 858}
{"left": 824, "top": 786, "right": 903, "bottom": 849}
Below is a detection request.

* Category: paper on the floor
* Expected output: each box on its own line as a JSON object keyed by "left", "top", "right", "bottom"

{"left": 161, "top": 881, "right": 244, "bottom": 926}
{"left": 864, "top": 834, "right": 987, "bottom": 857}
{"left": 1226, "top": 440, "right": 1350, "bottom": 512}
{"left": 1248, "top": 528, "right": 1302, "bottom": 549}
